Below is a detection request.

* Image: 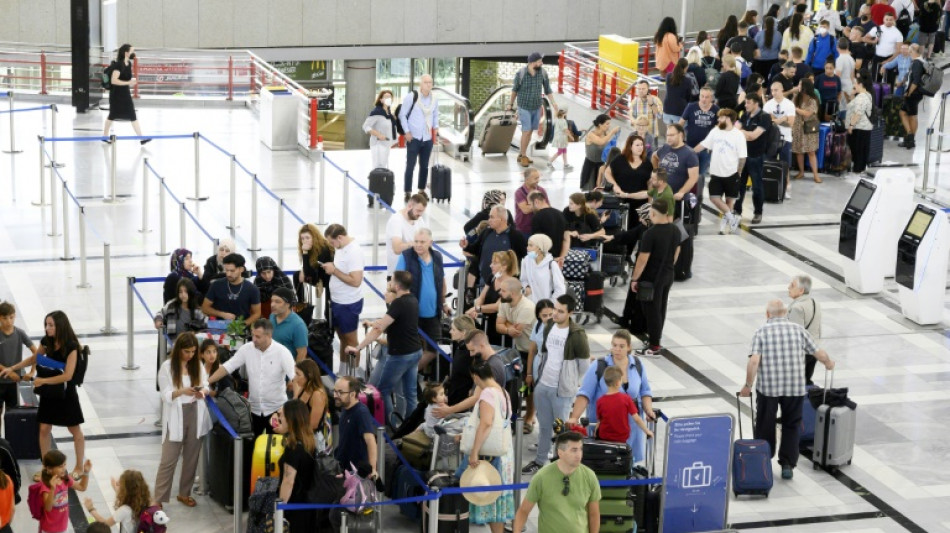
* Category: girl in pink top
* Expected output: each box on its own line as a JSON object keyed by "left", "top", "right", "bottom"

{"left": 654, "top": 17, "right": 684, "bottom": 74}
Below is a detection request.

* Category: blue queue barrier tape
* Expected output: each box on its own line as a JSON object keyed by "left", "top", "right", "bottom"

{"left": 43, "top": 134, "right": 192, "bottom": 142}
{"left": 235, "top": 158, "right": 255, "bottom": 178}
{"left": 182, "top": 205, "right": 217, "bottom": 243}
{"left": 363, "top": 274, "right": 455, "bottom": 364}
{"left": 197, "top": 133, "right": 232, "bottom": 158}
{"left": 205, "top": 397, "right": 240, "bottom": 439}
{"left": 134, "top": 276, "right": 166, "bottom": 283}
{"left": 0, "top": 91, "right": 9, "bottom": 97}
{"left": 379, "top": 430, "right": 431, "bottom": 492}
{"left": 282, "top": 203, "right": 306, "bottom": 226}
{"left": 306, "top": 347, "right": 337, "bottom": 381}
{"left": 130, "top": 282, "right": 157, "bottom": 320}
{"left": 111, "top": 134, "right": 194, "bottom": 141}
{"left": 278, "top": 492, "right": 438, "bottom": 511}
{"left": 252, "top": 176, "right": 282, "bottom": 203}
{"left": 323, "top": 155, "right": 347, "bottom": 175}
{"left": 0, "top": 105, "right": 52, "bottom": 114}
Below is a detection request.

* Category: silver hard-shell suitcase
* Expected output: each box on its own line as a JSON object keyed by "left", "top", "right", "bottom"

{"left": 812, "top": 370, "right": 856, "bottom": 470}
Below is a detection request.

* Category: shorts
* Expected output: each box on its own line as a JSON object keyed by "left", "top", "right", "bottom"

{"left": 901, "top": 93, "right": 923, "bottom": 116}
{"left": 517, "top": 107, "right": 542, "bottom": 131}
{"left": 556, "top": 148, "right": 567, "bottom": 155}
{"left": 331, "top": 299, "right": 363, "bottom": 334}
{"left": 708, "top": 173, "right": 740, "bottom": 199}
{"left": 919, "top": 31, "right": 937, "bottom": 50}
{"left": 0, "top": 383, "right": 16, "bottom": 409}
{"left": 418, "top": 316, "right": 442, "bottom": 351}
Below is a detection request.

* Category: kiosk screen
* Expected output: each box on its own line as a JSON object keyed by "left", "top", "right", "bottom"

{"left": 906, "top": 210, "right": 934, "bottom": 239}
{"left": 847, "top": 182, "right": 875, "bottom": 213}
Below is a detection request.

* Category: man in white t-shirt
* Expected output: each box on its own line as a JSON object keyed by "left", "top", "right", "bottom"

{"left": 866, "top": 13, "right": 904, "bottom": 75}
{"left": 763, "top": 82, "right": 797, "bottom": 201}
{"left": 694, "top": 108, "right": 748, "bottom": 235}
{"left": 322, "top": 224, "right": 365, "bottom": 371}
{"left": 385, "top": 193, "right": 428, "bottom": 275}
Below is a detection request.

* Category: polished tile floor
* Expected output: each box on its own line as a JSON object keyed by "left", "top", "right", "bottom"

{"left": 1, "top": 86, "right": 950, "bottom": 533}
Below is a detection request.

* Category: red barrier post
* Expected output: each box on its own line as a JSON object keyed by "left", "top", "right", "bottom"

{"left": 249, "top": 61, "right": 256, "bottom": 94}
{"left": 642, "top": 43, "right": 651, "bottom": 76}
{"left": 591, "top": 65, "right": 599, "bottom": 109}
{"left": 40, "top": 52, "right": 47, "bottom": 95}
{"left": 227, "top": 56, "right": 234, "bottom": 101}
{"left": 132, "top": 56, "right": 139, "bottom": 99}
{"left": 600, "top": 71, "right": 607, "bottom": 107}
{"left": 557, "top": 50, "right": 565, "bottom": 94}
{"left": 573, "top": 58, "right": 580, "bottom": 96}
{"left": 609, "top": 72, "right": 618, "bottom": 117}
{"left": 309, "top": 97, "right": 318, "bottom": 149}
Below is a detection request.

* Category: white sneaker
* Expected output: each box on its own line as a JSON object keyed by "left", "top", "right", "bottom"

{"left": 547, "top": 162, "right": 555, "bottom": 170}
{"left": 730, "top": 212, "right": 741, "bottom": 234}
{"left": 785, "top": 189, "right": 791, "bottom": 200}
{"left": 719, "top": 215, "right": 729, "bottom": 235}
{"left": 564, "top": 164, "right": 574, "bottom": 170}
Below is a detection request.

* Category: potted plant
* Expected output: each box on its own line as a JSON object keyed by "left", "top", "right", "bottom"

{"left": 226, "top": 316, "right": 247, "bottom": 349}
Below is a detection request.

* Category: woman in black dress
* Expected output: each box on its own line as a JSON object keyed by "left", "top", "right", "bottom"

{"left": 103, "top": 44, "right": 150, "bottom": 144}
{"left": 273, "top": 399, "right": 317, "bottom": 533}
{"left": 1, "top": 311, "right": 86, "bottom": 479}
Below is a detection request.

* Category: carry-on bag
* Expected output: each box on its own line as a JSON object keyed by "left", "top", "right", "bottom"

{"left": 581, "top": 439, "right": 632, "bottom": 475}
{"left": 208, "top": 424, "right": 253, "bottom": 509}
{"left": 824, "top": 131, "right": 851, "bottom": 174}
{"left": 4, "top": 383, "right": 40, "bottom": 460}
{"left": 358, "top": 383, "right": 385, "bottom": 427}
{"left": 368, "top": 167, "right": 395, "bottom": 208}
{"left": 763, "top": 160, "right": 788, "bottom": 203}
{"left": 480, "top": 111, "right": 518, "bottom": 156}
{"left": 812, "top": 369, "right": 856, "bottom": 471}
{"left": 868, "top": 118, "right": 885, "bottom": 165}
{"left": 430, "top": 148, "right": 452, "bottom": 203}
{"left": 422, "top": 433, "right": 470, "bottom": 533}
{"left": 599, "top": 498, "right": 636, "bottom": 533}
{"left": 882, "top": 95, "right": 906, "bottom": 139}
{"left": 250, "top": 434, "right": 285, "bottom": 494}
{"left": 631, "top": 410, "right": 662, "bottom": 533}
{"left": 583, "top": 271, "right": 606, "bottom": 316}
{"left": 732, "top": 393, "right": 773, "bottom": 497}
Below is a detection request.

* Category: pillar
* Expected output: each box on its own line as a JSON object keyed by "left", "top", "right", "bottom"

{"left": 344, "top": 59, "right": 377, "bottom": 150}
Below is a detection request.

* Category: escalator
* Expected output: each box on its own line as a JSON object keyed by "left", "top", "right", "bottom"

{"left": 434, "top": 85, "right": 554, "bottom": 162}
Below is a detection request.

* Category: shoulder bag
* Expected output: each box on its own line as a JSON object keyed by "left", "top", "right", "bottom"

{"left": 459, "top": 387, "right": 512, "bottom": 457}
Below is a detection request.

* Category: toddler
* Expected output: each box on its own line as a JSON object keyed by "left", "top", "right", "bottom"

{"left": 595, "top": 366, "right": 652, "bottom": 443}
{"left": 548, "top": 109, "right": 573, "bottom": 170}
{"left": 421, "top": 382, "right": 448, "bottom": 437}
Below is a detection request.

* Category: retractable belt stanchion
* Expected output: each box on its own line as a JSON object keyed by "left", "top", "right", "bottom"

{"left": 3, "top": 91, "right": 21, "bottom": 154}
{"left": 455, "top": 261, "right": 468, "bottom": 318}
{"left": 372, "top": 194, "right": 381, "bottom": 266}
{"left": 273, "top": 500, "right": 284, "bottom": 533}
{"left": 228, "top": 155, "right": 238, "bottom": 230}
{"left": 189, "top": 132, "right": 208, "bottom": 201}
{"left": 106, "top": 135, "right": 118, "bottom": 203}
{"left": 124, "top": 277, "right": 138, "bottom": 369}
{"left": 77, "top": 207, "right": 90, "bottom": 288}
{"left": 318, "top": 156, "right": 326, "bottom": 224}
{"left": 233, "top": 437, "right": 244, "bottom": 533}
{"left": 60, "top": 179, "right": 72, "bottom": 260}
{"left": 375, "top": 425, "right": 385, "bottom": 485}
{"left": 343, "top": 171, "right": 351, "bottom": 228}
{"left": 34, "top": 136, "right": 47, "bottom": 206}
{"left": 513, "top": 418, "right": 524, "bottom": 506}
{"left": 140, "top": 158, "right": 151, "bottom": 234}
{"left": 48, "top": 104, "right": 63, "bottom": 168}
{"left": 157, "top": 177, "right": 169, "bottom": 256}
{"left": 101, "top": 243, "right": 118, "bottom": 334}
{"left": 922, "top": 129, "right": 936, "bottom": 193}
{"left": 278, "top": 199, "right": 285, "bottom": 267}
{"left": 179, "top": 203, "right": 187, "bottom": 250}
{"left": 248, "top": 176, "right": 261, "bottom": 251}
{"left": 47, "top": 147, "right": 60, "bottom": 237}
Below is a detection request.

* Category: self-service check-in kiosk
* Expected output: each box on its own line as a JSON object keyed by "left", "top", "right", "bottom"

{"left": 839, "top": 170, "right": 915, "bottom": 293}
{"left": 896, "top": 205, "right": 950, "bottom": 325}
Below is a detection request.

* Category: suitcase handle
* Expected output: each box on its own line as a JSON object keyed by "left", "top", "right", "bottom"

{"left": 822, "top": 368, "right": 835, "bottom": 405}
{"left": 735, "top": 392, "right": 755, "bottom": 440}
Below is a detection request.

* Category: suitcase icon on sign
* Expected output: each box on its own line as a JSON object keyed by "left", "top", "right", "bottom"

{"left": 682, "top": 461, "right": 712, "bottom": 488}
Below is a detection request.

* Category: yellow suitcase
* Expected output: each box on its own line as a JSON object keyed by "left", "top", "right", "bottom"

{"left": 250, "top": 434, "right": 285, "bottom": 494}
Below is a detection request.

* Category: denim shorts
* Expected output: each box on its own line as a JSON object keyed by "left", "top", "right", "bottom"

{"left": 518, "top": 107, "right": 542, "bottom": 131}
{"left": 331, "top": 299, "right": 363, "bottom": 334}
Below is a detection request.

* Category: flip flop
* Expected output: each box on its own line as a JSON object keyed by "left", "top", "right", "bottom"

{"left": 177, "top": 495, "right": 197, "bottom": 507}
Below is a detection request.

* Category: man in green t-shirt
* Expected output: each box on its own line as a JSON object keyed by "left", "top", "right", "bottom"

{"left": 513, "top": 431, "right": 601, "bottom": 532}
{"left": 647, "top": 168, "right": 675, "bottom": 221}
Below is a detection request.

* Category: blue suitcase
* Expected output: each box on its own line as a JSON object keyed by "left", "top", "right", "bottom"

{"left": 799, "top": 385, "right": 818, "bottom": 446}
{"left": 732, "top": 393, "right": 773, "bottom": 497}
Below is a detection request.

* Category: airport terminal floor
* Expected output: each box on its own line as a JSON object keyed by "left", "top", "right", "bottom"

{"left": 2, "top": 82, "right": 950, "bottom": 533}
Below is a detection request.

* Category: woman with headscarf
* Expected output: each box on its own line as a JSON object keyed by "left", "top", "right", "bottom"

{"left": 254, "top": 256, "right": 293, "bottom": 318}
{"left": 163, "top": 248, "right": 202, "bottom": 305}
{"left": 199, "top": 238, "right": 236, "bottom": 293}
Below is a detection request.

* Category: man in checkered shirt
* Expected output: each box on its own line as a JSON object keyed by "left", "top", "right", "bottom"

{"left": 740, "top": 299, "right": 834, "bottom": 480}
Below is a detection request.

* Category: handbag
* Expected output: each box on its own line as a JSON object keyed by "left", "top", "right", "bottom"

{"left": 460, "top": 387, "right": 512, "bottom": 457}
{"left": 636, "top": 281, "right": 655, "bottom": 302}
{"left": 803, "top": 115, "right": 820, "bottom": 135}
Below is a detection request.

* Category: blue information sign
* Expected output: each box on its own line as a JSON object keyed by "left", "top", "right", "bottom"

{"left": 660, "top": 414, "right": 734, "bottom": 533}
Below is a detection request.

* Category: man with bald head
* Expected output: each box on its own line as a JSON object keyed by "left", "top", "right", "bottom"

{"left": 399, "top": 74, "right": 440, "bottom": 202}
{"left": 463, "top": 204, "right": 528, "bottom": 286}
{"left": 740, "top": 299, "right": 835, "bottom": 480}
{"left": 497, "top": 277, "right": 537, "bottom": 358}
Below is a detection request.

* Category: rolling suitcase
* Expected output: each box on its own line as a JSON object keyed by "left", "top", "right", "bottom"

{"left": 600, "top": 499, "right": 636, "bottom": 533}
{"left": 562, "top": 249, "right": 591, "bottom": 280}
{"left": 479, "top": 111, "right": 517, "bottom": 156}
{"left": 583, "top": 271, "right": 605, "bottom": 316}
{"left": 872, "top": 72, "right": 891, "bottom": 108}
{"left": 763, "top": 160, "right": 788, "bottom": 203}
{"left": 566, "top": 280, "right": 586, "bottom": 310}
{"left": 331, "top": 508, "right": 376, "bottom": 532}
{"left": 868, "top": 120, "right": 885, "bottom": 165}
{"left": 422, "top": 434, "right": 470, "bottom": 533}
{"left": 812, "top": 370, "right": 856, "bottom": 471}
{"left": 368, "top": 167, "right": 395, "bottom": 208}
{"left": 358, "top": 383, "right": 385, "bottom": 427}
{"left": 732, "top": 393, "right": 773, "bottom": 497}
{"left": 581, "top": 439, "right": 632, "bottom": 475}
{"left": 825, "top": 131, "right": 850, "bottom": 174}
{"left": 208, "top": 424, "right": 253, "bottom": 509}
{"left": 4, "top": 383, "right": 39, "bottom": 460}
{"left": 398, "top": 428, "right": 433, "bottom": 471}
{"left": 430, "top": 150, "right": 452, "bottom": 203}
{"left": 882, "top": 95, "right": 906, "bottom": 139}
{"left": 935, "top": 32, "right": 946, "bottom": 55}
{"left": 673, "top": 237, "right": 693, "bottom": 281}
{"left": 799, "top": 385, "right": 818, "bottom": 448}
{"left": 631, "top": 412, "right": 662, "bottom": 533}
{"left": 250, "top": 434, "right": 285, "bottom": 494}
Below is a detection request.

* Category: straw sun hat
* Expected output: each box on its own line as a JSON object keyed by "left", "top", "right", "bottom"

{"left": 459, "top": 461, "right": 502, "bottom": 505}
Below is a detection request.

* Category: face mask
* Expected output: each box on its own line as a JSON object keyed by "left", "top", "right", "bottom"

{"left": 818, "top": 28, "right": 828, "bottom": 36}
{"left": 527, "top": 251, "right": 537, "bottom": 260}
{"left": 383, "top": 97, "right": 392, "bottom": 107}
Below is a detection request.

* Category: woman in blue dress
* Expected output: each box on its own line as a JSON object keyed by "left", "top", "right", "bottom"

{"left": 566, "top": 329, "right": 656, "bottom": 463}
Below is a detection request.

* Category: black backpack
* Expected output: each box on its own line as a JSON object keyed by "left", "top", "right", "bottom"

{"left": 765, "top": 120, "right": 784, "bottom": 159}
{"left": 100, "top": 63, "right": 113, "bottom": 90}
{"left": 393, "top": 90, "right": 418, "bottom": 136}
{"left": 71, "top": 345, "right": 89, "bottom": 386}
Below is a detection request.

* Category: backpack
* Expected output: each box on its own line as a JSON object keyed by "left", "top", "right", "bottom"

{"left": 136, "top": 505, "right": 169, "bottom": 533}
{"left": 702, "top": 57, "right": 721, "bottom": 89}
{"left": 765, "top": 120, "right": 785, "bottom": 159}
{"left": 340, "top": 463, "right": 378, "bottom": 514}
{"left": 308, "top": 452, "right": 345, "bottom": 505}
{"left": 214, "top": 388, "right": 254, "bottom": 438}
{"left": 100, "top": 63, "right": 114, "bottom": 90}
{"left": 27, "top": 481, "right": 46, "bottom": 521}
{"left": 392, "top": 90, "right": 418, "bottom": 136}
{"left": 918, "top": 59, "right": 943, "bottom": 97}
{"left": 72, "top": 345, "right": 89, "bottom": 386}
{"left": 594, "top": 356, "right": 643, "bottom": 383}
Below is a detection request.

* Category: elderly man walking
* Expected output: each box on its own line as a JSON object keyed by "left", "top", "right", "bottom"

{"left": 740, "top": 299, "right": 834, "bottom": 480}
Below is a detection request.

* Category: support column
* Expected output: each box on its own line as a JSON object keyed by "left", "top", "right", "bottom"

{"left": 343, "top": 59, "right": 377, "bottom": 150}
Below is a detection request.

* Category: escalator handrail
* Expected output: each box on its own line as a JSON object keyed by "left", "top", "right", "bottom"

{"left": 432, "top": 86, "right": 475, "bottom": 149}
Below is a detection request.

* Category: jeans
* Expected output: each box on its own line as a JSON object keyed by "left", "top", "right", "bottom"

{"left": 736, "top": 154, "right": 764, "bottom": 216}
{"left": 404, "top": 138, "right": 433, "bottom": 192}
{"left": 376, "top": 349, "right": 422, "bottom": 427}
{"left": 533, "top": 384, "right": 572, "bottom": 465}
{"left": 754, "top": 393, "right": 804, "bottom": 468}
{"left": 368, "top": 345, "right": 406, "bottom": 417}
{"left": 944, "top": 11, "right": 950, "bottom": 39}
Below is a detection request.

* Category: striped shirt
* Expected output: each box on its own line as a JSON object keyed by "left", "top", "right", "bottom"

{"left": 749, "top": 317, "right": 818, "bottom": 397}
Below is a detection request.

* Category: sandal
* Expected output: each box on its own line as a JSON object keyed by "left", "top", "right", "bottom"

{"left": 522, "top": 421, "right": 535, "bottom": 434}
{"left": 177, "top": 495, "right": 197, "bottom": 507}
{"left": 792, "top": 173, "right": 804, "bottom": 180}
{"left": 813, "top": 176, "right": 823, "bottom": 183}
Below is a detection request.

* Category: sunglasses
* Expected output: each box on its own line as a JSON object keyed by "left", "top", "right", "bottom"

{"left": 562, "top": 475, "right": 570, "bottom": 497}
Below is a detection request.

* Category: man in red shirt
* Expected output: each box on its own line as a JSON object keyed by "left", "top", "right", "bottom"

{"left": 870, "top": 0, "right": 896, "bottom": 26}
{"left": 595, "top": 366, "right": 653, "bottom": 443}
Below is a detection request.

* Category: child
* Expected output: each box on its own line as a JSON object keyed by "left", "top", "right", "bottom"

{"left": 83, "top": 469, "right": 151, "bottom": 533}
{"left": 31, "top": 451, "right": 92, "bottom": 533}
{"left": 548, "top": 109, "right": 573, "bottom": 170}
{"left": 0, "top": 301, "right": 38, "bottom": 430}
{"left": 0, "top": 470, "right": 13, "bottom": 533}
{"left": 595, "top": 367, "right": 652, "bottom": 443}
{"left": 199, "top": 338, "right": 232, "bottom": 398}
{"left": 420, "top": 382, "right": 448, "bottom": 438}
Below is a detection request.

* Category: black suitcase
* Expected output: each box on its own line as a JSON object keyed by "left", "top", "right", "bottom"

{"left": 368, "top": 167, "right": 395, "bottom": 208}
{"left": 868, "top": 120, "right": 885, "bottom": 165}
{"left": 330, "top": 508, "right": 376, "bottom": 532}
{"left": 584, "top": 271, "right": 605, "bottom": 315}
{"left": 935, "top": 32, "right": 946, "bottom": 55}
{"left": 422, "top": 470, "right": 470, "bottom": 533}
{"left": 581, "top": 439, "right": 632, "bottom": 475}
{"left": 631, "top": 411, "right": 662, "bottom": 533}
{"left": 431, "top": 152, "right": 452, "bottom": 203}
{"left": 4, "top": 383, "right": 39, "bottom": 460}
{"left": 673, "top": 237, "right": 693, "bottom": 281}
{"left": 763, "top": 160, "right": 787, "bottom": 203}
{"left": 208, "top": 424, "right": 253, "bottom": 510}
